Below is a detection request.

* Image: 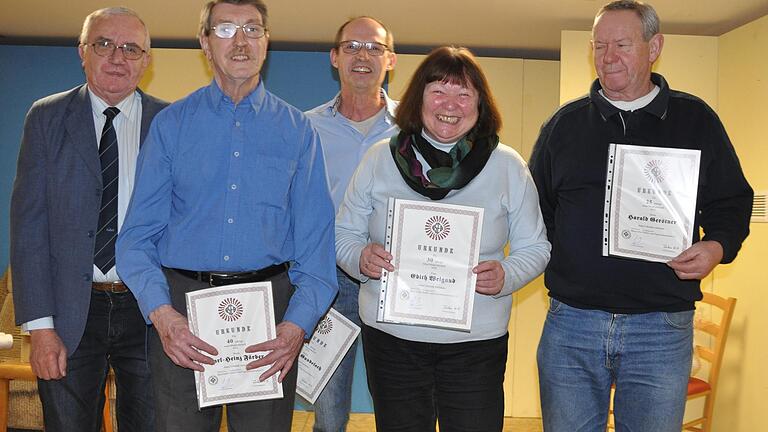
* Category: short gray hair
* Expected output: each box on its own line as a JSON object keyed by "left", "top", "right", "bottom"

{"left": 79, "top": 7, "right": 151, "bottom": 50}
{"left": 595, "top": 0, "right": 660, "bottom": 41}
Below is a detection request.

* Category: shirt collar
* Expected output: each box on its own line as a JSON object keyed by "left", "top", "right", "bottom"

{"left": 206, "top": 79, "right": 267, "bottom": 112}
{"left": 590, "top": 72, "right": 669, "bottom": 120}
{"left": 326, "top": 88, "right": 397, "bottom": 121}
{"left": 87, "top": 86, "right": 140, "bottom": 122}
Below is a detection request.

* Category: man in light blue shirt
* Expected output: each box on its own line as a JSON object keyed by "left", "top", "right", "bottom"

{"left": 116, "top": 1, "right": 337, "bottom": 430}
{"left": 304, "top": 16, "right": 397, "bottom": 432}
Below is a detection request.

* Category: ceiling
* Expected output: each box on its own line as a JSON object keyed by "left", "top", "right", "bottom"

{"left": 3, "top": 0, "right": 768, "bottom": 59}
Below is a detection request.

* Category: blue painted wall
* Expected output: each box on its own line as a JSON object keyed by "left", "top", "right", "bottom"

{"left": 0, "top": 44, "right": 373, "bottom": 413}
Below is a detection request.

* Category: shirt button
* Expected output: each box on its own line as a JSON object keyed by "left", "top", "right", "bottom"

{"left": 223, "top": 255, "right": 230, "bottom": 261}
{"left": 231, "top": 184, "right": 237, "bottom": 190}
{"left": 227, "top": 218, "right": 234, "bottom": 224}
{"left": 82, "top": 274, "right": 90, "bottom": 281}
{"left": 233, "top": 151, "right": 240, "bottom": 157}
{"left": 235, "top": 121, "right": 241, "bottom": 127}
{"left": 87, "top": 230, "right": 94, "bottom": 238}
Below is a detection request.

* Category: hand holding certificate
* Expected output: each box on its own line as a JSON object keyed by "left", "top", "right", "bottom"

{"left": 186, "top": 282, "right": 283, "bottom": 408}
{"left": 602, "top": 143, "right": 701, "bottom": 263}
{"left": 379, "top": 198, "right": 484, "bottom": 331}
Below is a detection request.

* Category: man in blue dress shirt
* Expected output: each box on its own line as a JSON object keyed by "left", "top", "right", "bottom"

{"left": 304, "top": 16, "right": 398, "bottom": 432}
{"left": 116, "top": 1, "right": 337, "bottom": 430}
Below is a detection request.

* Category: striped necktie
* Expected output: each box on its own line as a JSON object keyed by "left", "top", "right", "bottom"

{"left": 94, "top": 106, "right": 121, "bottom": 273}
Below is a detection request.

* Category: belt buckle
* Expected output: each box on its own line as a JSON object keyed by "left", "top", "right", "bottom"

{"left": 208, "top": 272, "right": 230, "bottom": 287}
{"left": 103, "top": 281, "right": 123, "bottom": 293}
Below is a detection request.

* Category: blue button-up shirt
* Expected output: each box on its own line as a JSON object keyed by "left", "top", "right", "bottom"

{"left": 116, "top": 80, "right": 338, "bottom": 335}
{"left": 305, "top": 89, "right": 399, "bottom": 211}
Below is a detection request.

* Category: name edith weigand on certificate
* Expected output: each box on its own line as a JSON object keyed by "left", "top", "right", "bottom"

{"left": 296, "top": 308, "right": 360, "bottom": 404}
{"left": 603, "top": 143, "right": 701, "bottom": 263}
{"left": 379, "top": 198, "right": 483, "bottom": 331}
{"left": 186, "top": 282, "right": 283, "bottom": 408}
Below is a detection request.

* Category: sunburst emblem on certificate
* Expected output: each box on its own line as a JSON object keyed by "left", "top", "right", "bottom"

{"left": 218, "top": 298, "right": 243, "bottom": 322}
{"left": 424, "top": 215, "right": 451, "bottom": 240}
{"left": 643, "top": 159, "right": 665, "bottom": 183}
{"left": 316, "top": 316, "right": 333, "bottom": 335}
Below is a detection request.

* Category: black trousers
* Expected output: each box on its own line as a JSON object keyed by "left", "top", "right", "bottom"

{"left": 37, "top": 290, "right": 154, "bottom": 432}
{"left": 149, "top": 268, "right": 297, "bottom": 432}
{"left": 362, "top": 325, "right": 508, "bottom": 432}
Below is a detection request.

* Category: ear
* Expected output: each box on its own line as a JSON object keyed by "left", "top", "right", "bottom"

{"left": 386, "top": 52, "right": 397, "bottom": 71}
{"left": 330, "top": 48, "right": 338, "bottom": 69}
{"left": 199, "top": 35, "right": 212, "bottom": 60}
{"left": 78, "top": 44, "right": 86, "bottom": 66}
{"left": 648, "top": 33, "right": 663, "bottom": 63}
{"left": 142, "top": 51, "right": 151, "bottom": 69}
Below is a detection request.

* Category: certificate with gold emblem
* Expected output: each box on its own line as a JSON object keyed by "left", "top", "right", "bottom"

{"left": 378, "top": 198, "right": 484, "bottom": 331}
{"left": 602, "top": 143, "right": 701, "bottom": 262}
{"left": 186, "top": 282, "right": 283, "bottom": 408}
{"left": 296, "top": 308, "right": 360, "bottom": 404}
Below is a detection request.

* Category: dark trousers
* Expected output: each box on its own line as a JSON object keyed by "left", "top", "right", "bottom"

{"left": 37, "top": 289, "right": 154, "bottom": 432}
{"left": 150, "top": 268, "right": 298, "bottom": 432}
{"left": 361, "top": 325, "right": 508, "bottom": 432}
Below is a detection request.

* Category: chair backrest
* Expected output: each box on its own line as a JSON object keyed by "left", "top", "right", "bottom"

{"left": 693, "top": 292, "right": 737, "bottom": 394}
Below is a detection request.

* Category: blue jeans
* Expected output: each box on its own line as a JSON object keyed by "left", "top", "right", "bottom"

{"left": 312, "top": 268, "right": 361, "bottom": 432}
{"left": 37, "top": 290, "right": 154, "bottom": 432}
{"left": 537, "top": 298, "right": 693, "bottom": 432}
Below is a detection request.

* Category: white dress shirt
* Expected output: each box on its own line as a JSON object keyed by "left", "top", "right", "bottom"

{"left": 22, "top": 88, "right": 143, "bottom": 331}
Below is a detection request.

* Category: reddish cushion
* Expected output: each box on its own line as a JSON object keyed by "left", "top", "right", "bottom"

{"left": 688, "top": 377, "right": 711, "bottom": 395}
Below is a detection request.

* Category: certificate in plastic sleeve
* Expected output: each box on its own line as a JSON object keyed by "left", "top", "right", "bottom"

{"left": 296, "top": 308, "right": 360, "bottom": 404}
{"left": 378, "top": 198, "right": 484, "bottom": 331}
{"left": 602, "top": 143, "right": 701, "bottom": 262}
{"left": 186, "top": 282, "right": 283, "bottom": 408}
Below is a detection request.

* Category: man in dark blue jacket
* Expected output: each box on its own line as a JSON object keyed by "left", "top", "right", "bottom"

{"left": 11, "top": 7, "right": 167, "bottom": 432}
{"left": 530, "top": 1, "right": 752, "bottom": 431}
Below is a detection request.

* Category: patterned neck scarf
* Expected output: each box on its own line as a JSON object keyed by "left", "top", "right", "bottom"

{"left": 390, "top": 131, "right": 499, "bottom": 200}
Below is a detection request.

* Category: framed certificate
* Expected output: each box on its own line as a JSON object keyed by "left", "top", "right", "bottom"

{"left": 296, "top": 308, "right": 360, "bottom": 404}
{"left": 186, "top": 282, "right": 283, "bottom": 408}
{"left": 603, "top": 143, "right": 701, "bottom": 262}
{"left": 378, "top": 198, "right": 484, "bottom": 331}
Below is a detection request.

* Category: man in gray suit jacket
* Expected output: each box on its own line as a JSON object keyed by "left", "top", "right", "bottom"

{"left": 10, "top": 7, "right": 167, "bottom": 432}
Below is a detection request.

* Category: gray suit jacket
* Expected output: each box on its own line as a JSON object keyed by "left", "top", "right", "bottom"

{"left": 10, "top": 84, "right": 168, "bottom": 355}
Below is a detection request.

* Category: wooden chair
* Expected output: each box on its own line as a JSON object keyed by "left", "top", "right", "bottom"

{"left": 0, "top": 361, "right": 114, "bottom": 432}
{"left": 0, "top": 362, "right": 37, "bottom": 432}
{"left": 0, "top": 268, "right": 115, "bottom": 432}
{"left": 606, "top": 292, "right": 737, "bottom": 432}
{"left": 682, "top": 291, "right": 737, "bottom": 432}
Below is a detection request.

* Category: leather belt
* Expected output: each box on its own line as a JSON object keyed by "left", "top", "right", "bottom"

{"left": 171, "top": 262, "right": 289, "bottom": 287}
{"left": 92, "top": 281, "right": 129, "bottom": 293}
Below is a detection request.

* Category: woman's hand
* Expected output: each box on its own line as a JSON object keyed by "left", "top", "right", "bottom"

{"left": 359, "top": 243, "right": 394, "bottom": 279}
{"left": 473, "top": 260, "right": 505, "bottom": 295}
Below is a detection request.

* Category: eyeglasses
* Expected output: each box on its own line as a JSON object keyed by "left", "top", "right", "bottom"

{"left": 87, "top": 40, "right": 146, "bottom": 60}
{"left": 212, "top": 22, "right": 268, "bottom": 39}
{"left": 338, "top": 40, "right": 390, "bottom": 57}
